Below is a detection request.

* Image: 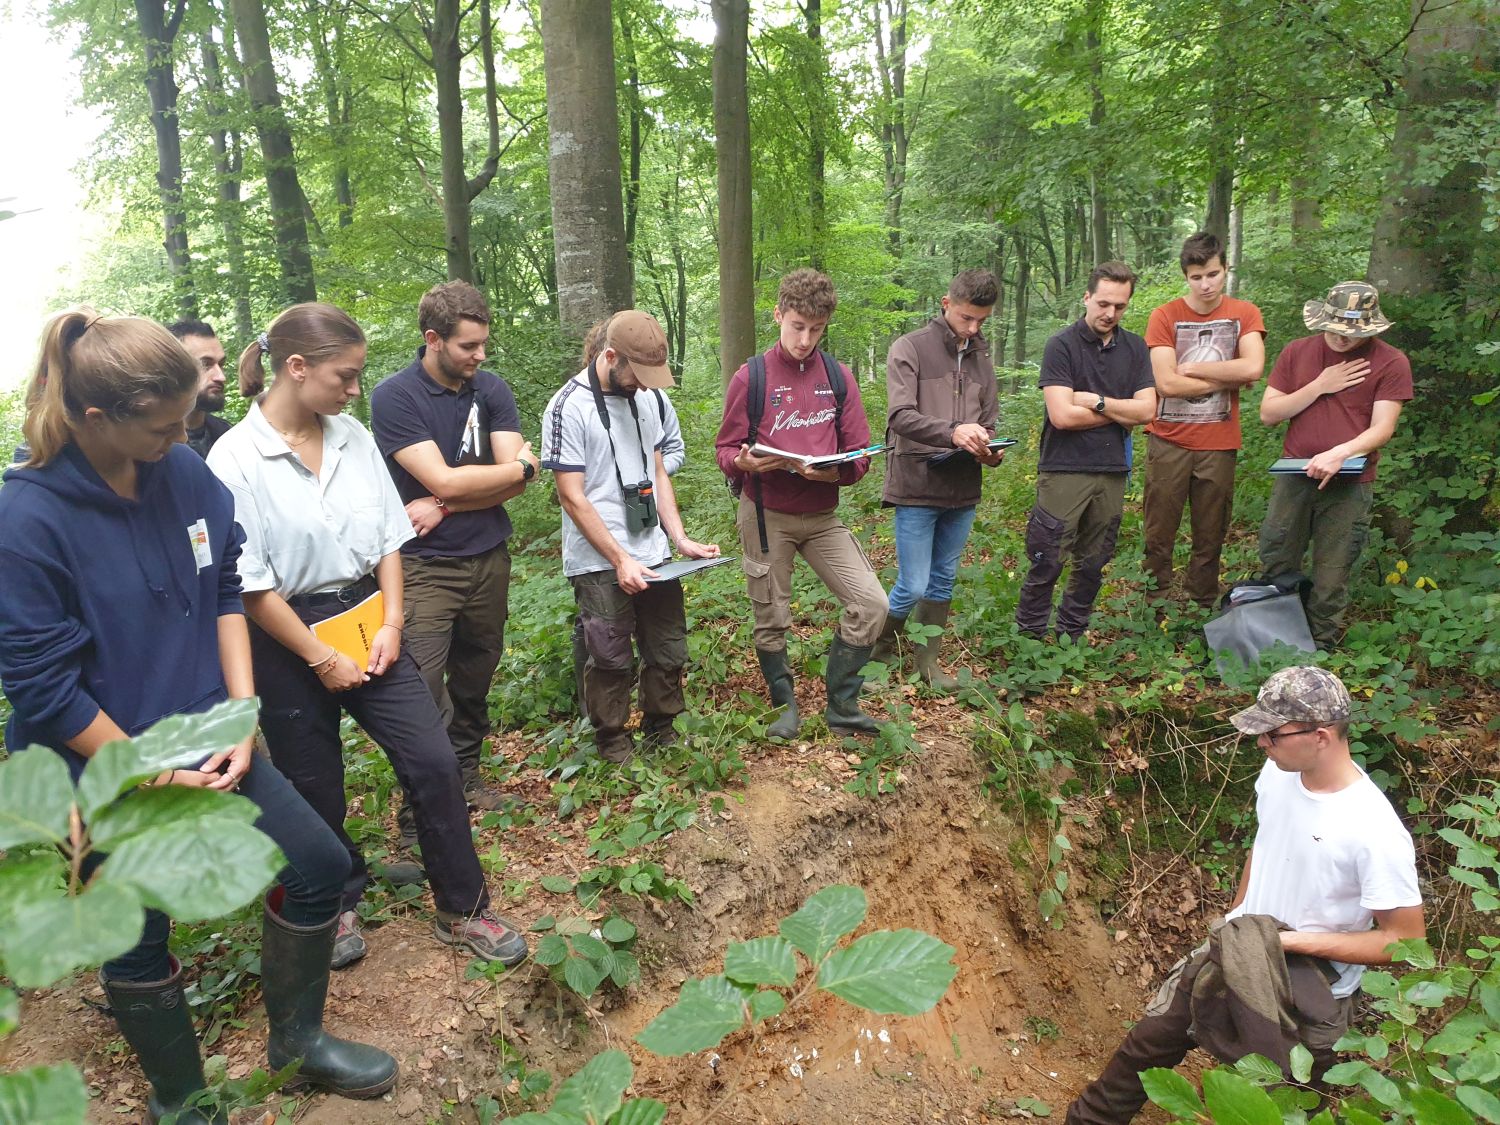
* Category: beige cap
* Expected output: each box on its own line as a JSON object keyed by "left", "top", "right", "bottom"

{"left": 605, "top": 310, "right": 674, "bottom": 388}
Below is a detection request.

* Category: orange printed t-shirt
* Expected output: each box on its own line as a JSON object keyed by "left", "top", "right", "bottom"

{"left": 1145, "top": 296, "right": 1266, "bottom": 450}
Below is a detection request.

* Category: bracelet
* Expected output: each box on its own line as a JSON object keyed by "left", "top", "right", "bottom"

{"left": 308, "top": 648, "right": 340, "bottom": 675}
{"left": 433, "top": 496, "right": 447, "bottom": 510}
{"left": 144, "top": 769, "right": 176, "bottom": 789}
{"left": 382, "top": 622, "right": 403, "bottom": 632}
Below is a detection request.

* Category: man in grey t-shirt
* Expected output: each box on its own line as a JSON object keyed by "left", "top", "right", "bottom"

{"left": 539, "top": 311, "right": 719, "bottom": 762}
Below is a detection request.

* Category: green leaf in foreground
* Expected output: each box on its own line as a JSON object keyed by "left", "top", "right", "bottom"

{"left": 88, "top": 786, "right": 259, "bottom": 850}
{"left": 1201, "top": 1069, "right": 1283, "bottom": 1125}
{"left": 817, "top": 929, "right": 956, "bottom": 1015}
{"left": 76, "top": 698, "right": 259, "bottom": 818}
{"left": 1140, "top": 1068, "right": 1205, "bottom": 1119}
{"left": 747, "top": 989, "right": 786, "bottom": 1022}
{"left": 1457, "top": 1084, "right": 1500, "bottom": 1125}
{"left": 608, "top": 1098, "right": 668, "bottom": 1125}
{"left": 1410, "top": 1086, "right": 1478, "bottom": 1125}
{"left": 99, "top": 819, "right": 282, "bottom": 921}
{"left": 0, "top": 882, "right": 143, "bottom": 988}
{"left": 0, "top": 1063, "right": 90, "bottom": 1125}
{"left": 1232, "top": 1052, "right": 1285, "bottom": 1084}
{"left": 539, "top": 875, "right": 574, "bottom": 894}
{"left": 550, "top": 1048, "right": 632, "bottom": 1123}
{"left": 635, "top": 975, "right": 749, "bottom": 1056}
{"left": 778, "top": 884, "right": 868, "bottom": 964}
{"left": 0, "top": 987, "right": 18, "bottom": 1038}
{"left": 0, "top": 747, "right": 74, "bottom": 849}
{"left": 724, "top": 935, "right": 798, "bottom": 987}
{"left": 1289, "top": 1044, "right": 1314, "bottom": 1085}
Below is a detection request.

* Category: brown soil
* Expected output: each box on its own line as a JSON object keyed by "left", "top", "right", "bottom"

{"left": 1, "top": 701, "right": 1218, "bottom": 1125}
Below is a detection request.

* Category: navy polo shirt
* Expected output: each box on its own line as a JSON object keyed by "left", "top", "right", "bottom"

{"left": 369, "top": 349, "right": 522, "bottom": 558}
{"left": 1037, "top": 319, "right": 1153, "bottom": 473}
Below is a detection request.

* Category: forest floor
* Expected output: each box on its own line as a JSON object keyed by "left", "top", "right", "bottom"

{"left": 1, "top": 682, "right": 1235, "bottom": 1125}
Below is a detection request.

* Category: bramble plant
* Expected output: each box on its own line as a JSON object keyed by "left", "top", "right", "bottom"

{"left": 0, "top": 699, "right": 281, "bottom": 1123}
{"left": 501, "top": 885, "right": 958, "bottom": 1123}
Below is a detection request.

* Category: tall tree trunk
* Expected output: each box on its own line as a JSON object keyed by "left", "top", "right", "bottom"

{"left": 872, "top": 0, "right": 910, "bottom": 262}
{"left": 305, "top": 0, "right": 354, "bottom": 228}
{"left": 713, "top": 0, "right": 756, "bottom": 385}
{"left": 200, "top": 21, "right": 254, "bottom": 341}
{"left": 431, "top": 0, "right": 472, "bottom": 280}
{"left": 1085, "top": 0, "right": 1109, "bottom": 264}
{"left": 232, "top": 0, "right": 317, "bottom": 302}
{"left": 1227, "top": 186, "right": 1243, "bottom": 295}
{"left": 1290, "top": 177, "right": 1323, "bottom": 236}
{"left": 806, "top": 0, "right": 827, "bottom": 268}
{"left": 1203, "top": 162, "right": 1233, "bottom": 246}
{"left": 1369, "top": 0, "right": 1493, "bottom": 300}
{"left": 135, "top": 0, "right": 196, "bottom": 316}
{"left": 1013, "top": 233, "right": 1031, "bottom": 368}
{"left": 620, "top": 9, "right": 643, "bottom": 263}
{"left": 540, "top": 0, "right": 632, "bottom": 333}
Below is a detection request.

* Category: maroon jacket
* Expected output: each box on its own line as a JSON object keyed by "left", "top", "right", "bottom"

{"left": 715, "top": 343, "right": 873, "bottom": 514}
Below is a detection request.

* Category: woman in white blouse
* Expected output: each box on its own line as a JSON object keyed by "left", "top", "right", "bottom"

{"left": 207, "top": 303, "right": 527, "bottom": 971}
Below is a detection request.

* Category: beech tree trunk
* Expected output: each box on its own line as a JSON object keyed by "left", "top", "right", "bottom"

{"left": 713, "top": 0, "right": 756, "bottom": 385}
{"left": 232, "top": 0, "right": 317, "bottom": 302}
{"left": 200, "top": 21, "right": 254, "bottom": 341}
{"left": 872, "top": 0, "right": 911, "bottom": 262}
{"left": 1013, "top": 233, "right": 1031, "bottom": 367}
{"left": 135, "top": 0, "right": 196, "bottom": 316}
{"left": 806, "top": 0, "right": 827, "bottom": 268}
{"left": 540, "top": 0, "right": 632, "bottom": 332}
{"left": 1085, "top": 1, "right": 1109, "bottom": 264}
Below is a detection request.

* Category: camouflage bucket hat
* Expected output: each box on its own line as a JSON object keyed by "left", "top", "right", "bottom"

{"left": 1231, "top": 666, "right": 1353, "bottom": 736}
{"left": 1303, "top": 281, "right": 1393, "bottom": 338}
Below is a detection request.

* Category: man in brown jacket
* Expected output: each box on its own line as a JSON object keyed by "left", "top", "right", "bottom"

{"left": 873, "top": 269, "right": 1004, "bottom": 688}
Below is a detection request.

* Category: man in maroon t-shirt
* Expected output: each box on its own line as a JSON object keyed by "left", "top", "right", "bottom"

{"left": 1258, "top": 281, "right": 1413, "bottom": 647}
{"left": 716, "top": 268, "right": 887, "bottom": 739}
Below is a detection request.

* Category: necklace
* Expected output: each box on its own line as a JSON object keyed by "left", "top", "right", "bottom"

{"left": 272, "top": 423, "right": 318, "bottom": 448}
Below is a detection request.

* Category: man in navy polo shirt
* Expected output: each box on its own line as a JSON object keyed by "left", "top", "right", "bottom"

{"left": 371, "top": 281, "right": 538, "bottom": 873}
{"left": 1015, "top": 261, "right": 1157, "bottom": 640}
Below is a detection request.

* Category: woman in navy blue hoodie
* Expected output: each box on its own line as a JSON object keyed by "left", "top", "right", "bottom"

{"left": 0, "top": 309, "right": 396, "bottom": 1123}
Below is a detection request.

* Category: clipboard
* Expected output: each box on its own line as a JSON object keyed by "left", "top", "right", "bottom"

{"left": 927, "top": 438, "right": 1018, "bottom": 468}
{"left": 1269, "top": 456, "right": 1366, "bottom": 476}
{"left": 646, "top": 557, "right": 738, "bottom": 583}
{"left": 310, "top": 590, "right": 386, "bottom": 668}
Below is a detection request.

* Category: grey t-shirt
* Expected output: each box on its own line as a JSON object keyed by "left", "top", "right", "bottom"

{"left": 540, "top": 371, "right": 669, "bottom": 577}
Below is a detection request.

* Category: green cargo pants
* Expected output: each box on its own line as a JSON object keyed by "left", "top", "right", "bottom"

{"left": 1258, "top": 474, "right": 1373, "bottom": 648}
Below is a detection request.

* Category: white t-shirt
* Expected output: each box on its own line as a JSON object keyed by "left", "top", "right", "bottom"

{"left": 540, "top": 372, "right": 669, "bottom": 578}
{"left": 207, "top": 404, "right": 414, "bottom": 597}
{"left": 1226, "top": 759, "right": 1422, "bottom": 997}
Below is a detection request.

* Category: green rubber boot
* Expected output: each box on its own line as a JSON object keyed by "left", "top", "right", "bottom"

{"left": 912, "top": 599, "right": 959, "bottom": 691}
{"left": 757, "top": 647, "right": 801, "bottom": 740}
{"left": 102, "top": 960, "right": 226, "bottom": 1124}
{"left": 824, "top": 635, "right": 880, "bottom": 735}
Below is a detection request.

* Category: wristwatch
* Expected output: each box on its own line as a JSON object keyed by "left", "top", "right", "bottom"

{"left": 519, "top": 459, "right": 536, "bottom": 481}
{"left": 1093, "top": 396, "right": 1107, "bottom": 414}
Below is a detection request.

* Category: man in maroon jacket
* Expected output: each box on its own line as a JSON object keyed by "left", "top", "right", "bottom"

{"left": 716, "top": 268, "right": 887, "bottom": 739}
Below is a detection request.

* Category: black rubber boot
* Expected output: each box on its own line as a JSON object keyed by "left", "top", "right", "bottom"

{"left": 756, "top": 648, "right": 801, "bottom": 740}
{"left": 911, "top": 599, "right": 959, "bottom": 691}
{"left": 824, "top": 635, "right": 880, "bottom": 735}
{"left": 870, "top": 613, "right": 905, "bottom": 668}
{"left": 262, "top": 893, "right": 399, "bottom": 1099}
{"left": 102, "top": 959, "right": 226, "bottom": 1124}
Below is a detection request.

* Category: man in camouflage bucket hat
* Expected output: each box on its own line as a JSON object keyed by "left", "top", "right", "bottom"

{"left": 1065, "top": 665, "right": 1425, "bottom": 1125}
{"left": 1256, "top": 281, "right": 1412, "bottom": 647}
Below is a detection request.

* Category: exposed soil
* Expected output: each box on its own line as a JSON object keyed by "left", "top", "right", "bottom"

{"left": 2, "top": 696, "right": 1223, "bottom": 1124}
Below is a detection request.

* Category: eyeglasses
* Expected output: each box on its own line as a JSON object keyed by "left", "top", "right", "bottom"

{"left": 1263, "top": 725, "right": 1324, "bottom": 745}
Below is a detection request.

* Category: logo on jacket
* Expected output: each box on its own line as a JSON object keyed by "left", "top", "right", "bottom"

{"left": 770, "top": 384, "right": 789, "bottom": 408}
{"left": 813, "top": 382, "right": 834, "bottom": 397}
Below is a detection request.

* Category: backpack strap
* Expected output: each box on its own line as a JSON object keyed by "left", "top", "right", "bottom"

{"left": 820, "top": 350, "right": 846, "bottom": 446}
{"left": 653, "top": 387, "right": 667, "bottom": 425}
{"left": 747, "top": 354, "right": 769, "bottom": 554}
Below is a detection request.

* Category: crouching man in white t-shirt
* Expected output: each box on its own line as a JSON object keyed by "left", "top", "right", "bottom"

{"left": 1066, "top": 666, "right": 1426, "bottom": 1125}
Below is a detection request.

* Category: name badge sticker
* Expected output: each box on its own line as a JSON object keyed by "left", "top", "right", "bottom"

{"left": 187, "top": 518, "right": 212, "bottom": 571}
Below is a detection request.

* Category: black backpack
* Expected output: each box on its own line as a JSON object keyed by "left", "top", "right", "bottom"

{"left": 735, "top": 350, "right": 848, "bottom": 554}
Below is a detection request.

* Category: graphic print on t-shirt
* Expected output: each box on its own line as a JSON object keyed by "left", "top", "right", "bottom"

{"left": 1157, "top": 317, "right": 1242, "bottom": 425}
{"left": 766, "top": 381, "right": 836, "bottom": 438}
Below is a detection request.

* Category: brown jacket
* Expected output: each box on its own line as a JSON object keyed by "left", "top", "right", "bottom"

{"left": 882, "top": 316, "right": 1000, "bottom": 508}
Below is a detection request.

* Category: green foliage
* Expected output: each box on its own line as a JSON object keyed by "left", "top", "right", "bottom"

{"left": 521, "top": 913, "right": 641, "bottom": 1000}
{"left": 0, "top": 701, "right": 284, "bottom": 1123}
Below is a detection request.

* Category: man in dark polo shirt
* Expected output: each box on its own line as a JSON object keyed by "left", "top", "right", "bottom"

{"left": 370, "top": 281, "right": 538, "bottom": 869}
{"left": 168, "top": 320, "right": 233, "bottom": 458}
{"left": 1015, "top": 261, "right": 1157, "bottom": 640}
{"left": 1257, "top": 281, "right": 1412, "bottom": 648}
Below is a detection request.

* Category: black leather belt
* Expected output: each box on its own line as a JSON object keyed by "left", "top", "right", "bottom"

{"left": 285, "top": 574, "right": 378, "bottom": 611}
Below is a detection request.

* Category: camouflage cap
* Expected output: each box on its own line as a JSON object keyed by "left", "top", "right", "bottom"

{"left": 1303, "top": 281, "right": 1393, "bottom": 338}
{"left": 1231, "top": 666, "right": 1353, "bottom": 736}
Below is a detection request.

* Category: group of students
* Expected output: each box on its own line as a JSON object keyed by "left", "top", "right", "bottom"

{"left": 0, "top": 239, "right": 1412, "bottom": 1120}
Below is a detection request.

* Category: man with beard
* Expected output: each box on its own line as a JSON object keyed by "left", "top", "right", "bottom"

{"left": 370, "top": 281, "right": 538, "bottom": 878}
{"left": 168, "top": 320, "right": 232, "bottom": 457}
{"left": 540, "top": 310, "right": 719, "bottom": 763}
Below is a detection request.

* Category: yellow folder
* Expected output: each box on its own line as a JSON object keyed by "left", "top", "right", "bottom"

{"left": 310, "top": 590, "right": 385, "bottom": 669}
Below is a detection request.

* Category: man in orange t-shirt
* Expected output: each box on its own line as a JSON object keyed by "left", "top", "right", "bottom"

{"left": 1141, "top": 232, "right": 1266, "bottom": 607}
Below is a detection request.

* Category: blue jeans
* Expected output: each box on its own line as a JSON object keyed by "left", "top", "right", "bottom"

{"left": 887, "top": 504, "right": 978, "bottom": 618}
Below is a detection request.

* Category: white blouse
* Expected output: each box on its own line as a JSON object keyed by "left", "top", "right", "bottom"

{"left": 207, "top": 403, "right": 414, "bottom": 598}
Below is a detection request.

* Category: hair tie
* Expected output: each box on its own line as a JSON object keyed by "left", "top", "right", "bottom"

{"left": 257, "top": 332, "right": 271, "bottom": 353}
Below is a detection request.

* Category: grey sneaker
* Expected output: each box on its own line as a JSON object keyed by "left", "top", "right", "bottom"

{"left": 434, "top": 908, "right": 528, "bottom": 966}
{"left": 330, "top": 910, "right": 367, "bottom": 970}
{"left": 463, "top": 780, "right": 506, "bottom": 811}
{"left": 377, "top": 851, "right": 426, "bottom": 887}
